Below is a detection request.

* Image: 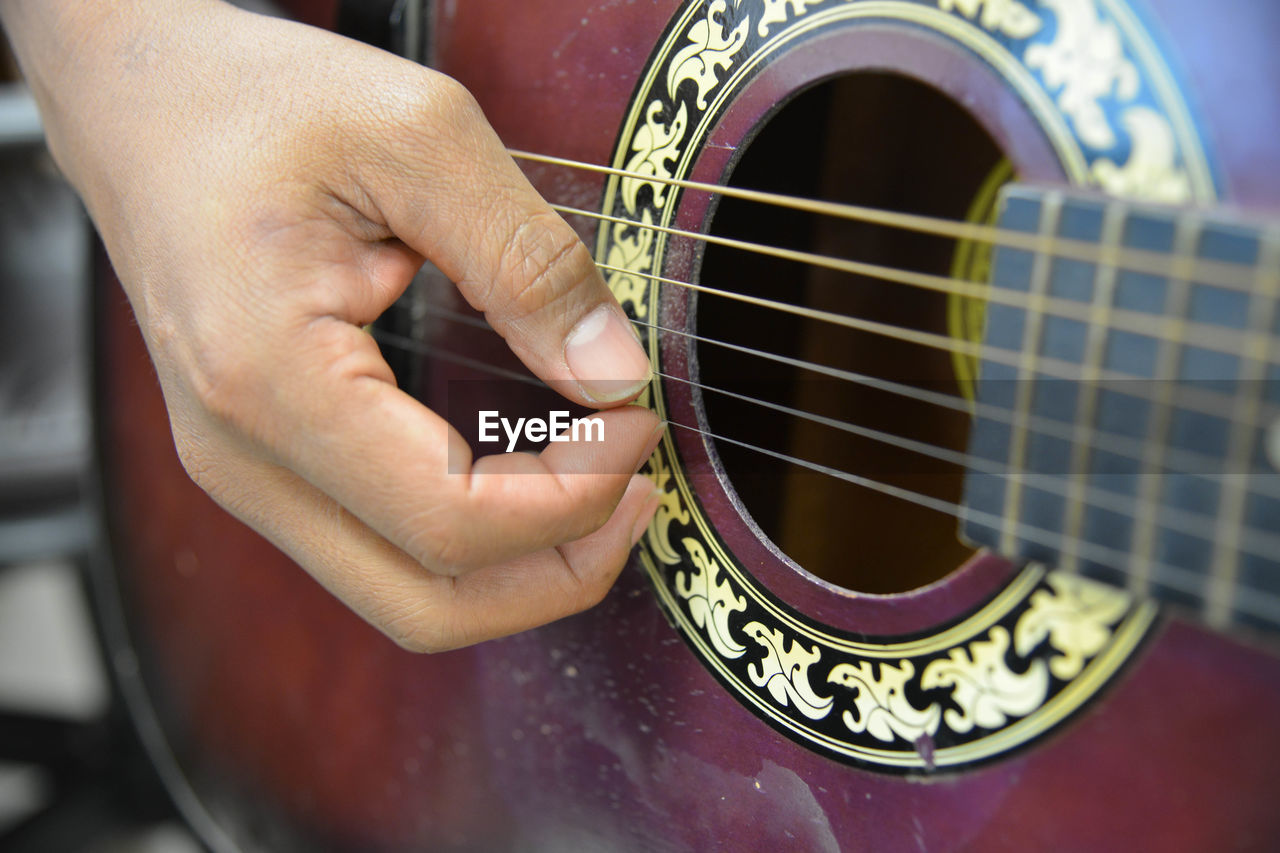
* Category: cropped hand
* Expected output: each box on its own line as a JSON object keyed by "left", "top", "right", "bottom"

{"left": 1, "top": 0, "right": 662, "bottom": 650}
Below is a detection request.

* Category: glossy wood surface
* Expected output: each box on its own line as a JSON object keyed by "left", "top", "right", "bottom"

{"left": 96, "top": 1, "right": 1280, "bottom": 850}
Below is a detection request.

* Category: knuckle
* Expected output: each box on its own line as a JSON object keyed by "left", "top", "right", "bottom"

{"left": 423, "top": 534, "right": 482, "bottom": 576}
{"left": 184, "top": 340, "right": 262, "bottom": 434}
{"left": 496, "top": 213, "right": 594, "bottom": 319}
{"left": 168, "top": 424, "right": 253, "bottom": 519}
{"left": 399, "top": 515, "right": 483, "bottom": 576}
{"left": 385, "top": 621, "right": 448, "bottom": 655}
{"left": 375, "top": 597, "right": 461, "bottom": 655}
{"left": 171, "top": 427, "right": 216, "bottom": 491}
{"left": 302, "top": 316, "right": 395, "bottom": 388}
{"left": 417, "top": 73, "right": 483, "bottom": 134}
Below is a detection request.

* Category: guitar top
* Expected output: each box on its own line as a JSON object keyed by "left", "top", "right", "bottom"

{"left": 94, "top": 1, "right": 1280, "bottom": 850}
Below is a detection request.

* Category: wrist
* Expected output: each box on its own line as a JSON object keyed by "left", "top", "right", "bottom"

{"left": 0, "top": 1, "right": 224, "bottom": 204}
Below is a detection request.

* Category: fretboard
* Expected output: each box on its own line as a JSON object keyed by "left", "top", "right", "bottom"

{"left": 960, "top": 185, "right": 1280, "bottom": 634}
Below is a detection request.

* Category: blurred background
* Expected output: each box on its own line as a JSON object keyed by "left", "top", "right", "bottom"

{"left": 0, "top": 35, "right": 199, "bottom": 853}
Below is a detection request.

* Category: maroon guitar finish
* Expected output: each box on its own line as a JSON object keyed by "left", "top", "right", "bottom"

{"left": 95, "top": 1, "right": 1280, "bottom": 850}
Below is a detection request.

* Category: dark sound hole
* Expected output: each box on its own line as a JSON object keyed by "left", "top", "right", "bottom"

{"left": 695, "top": 73, "right": 1006, "bottom": 594}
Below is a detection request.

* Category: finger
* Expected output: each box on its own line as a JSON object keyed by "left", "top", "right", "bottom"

{"left": 445, "top": 409, "right": 661, "bottom": 571}
{"left": 435, "top": 473, "right": 662, "bottom": 647}
{"left": 357, "top": 71, "right": 651, "bottom": 406}
{"left": 201, "top": 439, "right": 661, "bottom": 652}
{"left": 249, "top": 324, "right": 663, "bottom": 572}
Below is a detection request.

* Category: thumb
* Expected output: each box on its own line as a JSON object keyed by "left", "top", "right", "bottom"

{"left": 361, "top": 70, "right": 652, "bottom": 406}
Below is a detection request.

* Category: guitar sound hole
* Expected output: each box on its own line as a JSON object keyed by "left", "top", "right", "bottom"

{"left": 696, "top": 72, "right": 1006, "bottom": 594}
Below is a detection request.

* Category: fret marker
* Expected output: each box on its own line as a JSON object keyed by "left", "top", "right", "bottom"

{"left": 1269, "top": 419, "right": 1280, "bottom": 472}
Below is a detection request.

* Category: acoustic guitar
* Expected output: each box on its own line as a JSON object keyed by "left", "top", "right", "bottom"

{"left": 92, "top": 0, "right": 1280, "bottom": 849}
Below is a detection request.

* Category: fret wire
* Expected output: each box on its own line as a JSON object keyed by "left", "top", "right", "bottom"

{"left": 1058, "top": 202, "right": 1126, "bottom": 574}
{"left": 366, "top": 325, "right": 1280, "bottom": 622}
{"left": 1127, "top": 216, "right": 1201, "bottom": 599}
{"left": 564, "top": 203, "right": 1272, "bottom": 365}
{"left": 372, "top": 311, "right": 1280, "bottom": 563}
{"left": 513, "top": 149, "right": 1260, "bottom": 291}
{"left": 1000, "top": 193, "right": 1062, "bottom": 556}
{"left": 1206, "top": 229, "right": 1280, "bottom": 628}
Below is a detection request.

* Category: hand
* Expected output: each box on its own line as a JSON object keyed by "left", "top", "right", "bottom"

{"left": 1, "top": 0, "right": 662, "bottom": 650}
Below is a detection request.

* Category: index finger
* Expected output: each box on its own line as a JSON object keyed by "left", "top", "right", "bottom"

{"left": 261, "top": 315, "right": 662, "bottom": 574}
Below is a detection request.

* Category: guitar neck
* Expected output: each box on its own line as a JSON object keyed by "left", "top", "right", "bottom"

{"left": 960, "top": 185, "right": 1280, "bottom": 634}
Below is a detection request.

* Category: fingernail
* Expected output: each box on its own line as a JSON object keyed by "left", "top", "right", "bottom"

{"left": 630, "top": 486, "right": 665, "bottom": 547}
{"left": 636, "top": 421, "right": 666, "bottom": 473}
{"left": 565, "top": 305, "right": 652, "bottom": 403}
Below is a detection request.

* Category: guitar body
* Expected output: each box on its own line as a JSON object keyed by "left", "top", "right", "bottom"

{"left": 94, "top": 1, "right": 1280, "bottom": 850}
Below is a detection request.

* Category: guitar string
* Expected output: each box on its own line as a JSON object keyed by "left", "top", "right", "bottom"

{"left": 572, "top": 200, "right": 1271, "bottom": 366}
{"left": 670, "top": 368, "right": 1280, "bottom": 564}
{"left": 412, "top": 297, "right": 1280, "bottom": 504}
{"left": 662, "top": 420, "right": 1280, "bottom": 627}
{"left": 511, "top": 148, "right": 1265, "bottom": 292}
{"left": 368, "top": 325, "right": 1280, "bottom": 625}
{"left": 590, "top": 257, "right": 1280, "bottom": 426}
{"left": 561, "top": 204, "right": 1280, "bottom": 383}
{"left": 379, "top": 306, "right": 1280, "bottom": 560}
{"left": 627, "top": 315, "right": 1280, "bottom": 504}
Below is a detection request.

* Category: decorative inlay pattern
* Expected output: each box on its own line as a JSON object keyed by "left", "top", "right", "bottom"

{"left": 598, "top": 0, "right": 1210, "bottom": 769}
